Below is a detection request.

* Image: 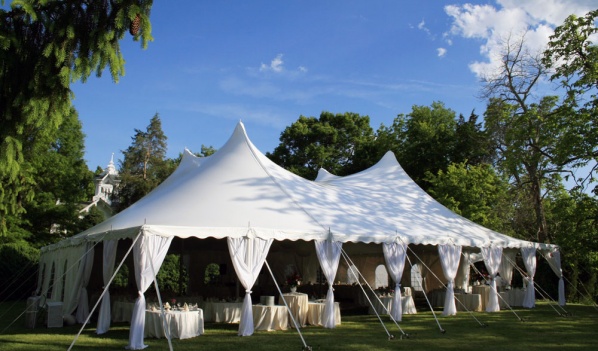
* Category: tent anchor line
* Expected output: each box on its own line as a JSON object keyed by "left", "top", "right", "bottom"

{"left": 264, "top": 260, "right": 311, "bottom": 351}
{"left": 403, "top": 242, "right": 489, "bottom": 330}
{"left": 340, "top": 249, "right": 408, "bottom": 340}
{"left": 503, "top": 254, "right": 568, "bottom": 318}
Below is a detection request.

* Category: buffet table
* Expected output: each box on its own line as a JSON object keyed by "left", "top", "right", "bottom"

{"left": 203, "top": 302, "right": 242, "bottom": 323}
{"left": 280, "top": 293, "right": 308, "bottom": 327}
{"left": 252, "top": 305, "right": 288, "bottom": 331}
{"left": 368, "top": 295, "right": 417, "bottom": 315}
{"left": 144, "top": 309, "right": 204, "bottom": 339}
{"left": 306, "top": 302, "right": 341, "bottom": 326}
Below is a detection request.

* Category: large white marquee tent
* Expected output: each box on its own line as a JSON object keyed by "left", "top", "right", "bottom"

{"left": 37, "top": 122, "right": 563, "bottom": 349}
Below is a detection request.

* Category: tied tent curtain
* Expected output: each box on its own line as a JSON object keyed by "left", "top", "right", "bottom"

{"left": 438, "top": 244, "right": 462, "bottom": 316}
{"left": 315, "top": 240, "right": 342, "bottom": 329}
{"left": 227, "top": 235, "right": 273, "bottom": 336}
{"left": 76, "top": 243, "right": 95, "bottom": 323}
{"left": 521, "top": 247, "right": 537, "bottom": 308}
{"left": 97, "top": 240, "right": 118, "bottom": 334}
{"left": 127, "top": 234, "right": 173, "bottom": 350}
{"left": 481, "top": 246, "right": 502, "bottom": 312}
{"left": 382, "top": 242, "right": 407, "bottom": 321}
{"left": 543, "top": 248, "right": 565, "bottom": 306}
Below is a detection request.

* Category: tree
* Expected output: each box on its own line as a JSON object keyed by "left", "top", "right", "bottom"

{"left": 0, "top": 0, "right": 154, "bottom": 235}
{"left": 481, "top": 33, "right": 569, "bottom": 244}
{"left": 425, "top": 162, "right": 513, "bottom": 234}
{"left": 19, "top": 107, "right": 93, "bottom": 246}
{"left": 117, "top": 113, "right": 168, "bottom": 210}
{"left": 375, "top": 102, "right": 492, "bottom": 190}
{"left": 267, "top": 112, "right": 376, "bottom": 179}
{"left": 543, "top": 9, "right": 598, "bottom": 188}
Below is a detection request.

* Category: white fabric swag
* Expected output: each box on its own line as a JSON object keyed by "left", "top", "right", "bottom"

{"left": 315, "top": 240, "right": 342, "bottom": 329}
{"left": 382, "top": 242, "right": 407, "bottom": 321}
{"left": 227, "top": 235, "right": 273, "bottom": 336}
{"left": 438, "top": 244, "right": 462, "bottom": 316}
{"left": 127, "top": 234, "right": 173, "bottom": 350}
{"left": 76, "top": 243, "right": 95, "bottom": 323}
{"left": 498, "top": 250, "right": 516, "bottom": 288}
{"left": 521, "top": 247, "right": 537, "bottom": 308}
{"left": 543, "top": 248, "right": 565, "bottom": 306}
{"left": 97, "top": 240, "right": 118, "bottom": 334}
{"left": 481, "top": 246, "right": 502, "bottom": 312}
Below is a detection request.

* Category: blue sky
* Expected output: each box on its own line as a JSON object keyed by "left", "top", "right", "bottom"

{"left": 70, "top": 0, "right": 595, "bottom": 170}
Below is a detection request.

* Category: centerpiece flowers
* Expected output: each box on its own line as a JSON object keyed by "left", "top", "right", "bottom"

{"left": 285, "top": 272, "right": 302, "bottom": 292}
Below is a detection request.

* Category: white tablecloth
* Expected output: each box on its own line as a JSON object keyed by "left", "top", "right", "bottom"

{"left": 144, "top": 309, "right": 204, "bottom": 339}
{"left": 454, "top": 293, "right": 482, "bottom": 312}
{"left": 280, "top": 293, "right": 308, "bottom": 327}
{"left": 203, "top": 302, "right": 242, "bottom": 323}
{"left": 252, "top": 305, "right": 288, "bottom": 331}
{"left": 112, "top": 301, "right": 134, "bottom": 323}
{"left": 472, "top": 285, "right": 491, "bottom": 310}
{"left": 499, "top": 289, "right": 525, "bottom": 308}
{"left": 306, "top": 302, "right": 341, "bottom": 326}
{"left": 368, "top": 296, "right": 417, "bottom": 315}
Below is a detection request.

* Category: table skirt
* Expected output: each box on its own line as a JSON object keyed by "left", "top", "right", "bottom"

{"left": 252, "top": 305, "right": 288, "bottom": 331}
{"left": 306, "top": 302, "right": 341, "bottom": 326}
{"left": 144, "top": 309, "right": 204, "bottom": 339}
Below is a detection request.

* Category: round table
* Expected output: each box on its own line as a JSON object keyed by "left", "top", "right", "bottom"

{"left": 280, "top": 293, "right": 308, "bottom": 327}
{"left": 144, "top": 309, "right": 204, "bottom": 339}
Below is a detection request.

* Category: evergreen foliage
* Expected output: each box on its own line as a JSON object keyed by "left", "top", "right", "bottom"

{"left": 117, "top": 113, "right": 169, "bottom": 211}
{"left": 0, "top": 0, "right": 154, "bottom": 235}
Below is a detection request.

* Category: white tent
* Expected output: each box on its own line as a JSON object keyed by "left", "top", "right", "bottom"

{"left": 38, "top": 122, "right": 560, "bottom": 348}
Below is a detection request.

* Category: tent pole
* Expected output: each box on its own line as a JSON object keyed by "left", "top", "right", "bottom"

{"left": 340, "top": 249, "right": 407, "bottom": 339}
{"left": 68, "top": 232, "right": 142, "bottom": 351}
{"left": 264, "top": 260, "right": 311, "bottom": 351}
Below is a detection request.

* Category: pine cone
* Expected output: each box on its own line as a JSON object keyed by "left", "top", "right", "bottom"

{"left": 129, "top": 14, "right": 141, "bottom": 36}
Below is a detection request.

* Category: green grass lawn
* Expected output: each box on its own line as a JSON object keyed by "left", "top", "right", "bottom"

{"left": 0, "top": 301, "right": 596, "bottom": 350}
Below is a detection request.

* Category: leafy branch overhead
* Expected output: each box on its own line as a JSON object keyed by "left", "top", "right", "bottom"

{"left": 0, "top": 0, "right": 154, "bottom": 235}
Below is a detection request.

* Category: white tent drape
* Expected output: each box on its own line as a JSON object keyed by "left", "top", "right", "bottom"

{"left": 227, "top": 235, "right": 273, "bottom": 336}
{"left": 521, "top": 247, "right": 536, "bottom": 308}
{"left": 382, "top": 242, "right": 407, "bottom": 321}
{"left": 438, "top": 244, "right": 462, "bottom": 316}
{"left": 76, "top": 243, "right": 95, "bottom": 323}
{"left": 97, "top": 240, "right": 118, "bottom": 334}
{"left": 50, "top": 250, "right": 67, "bottom": 303}
{"left": 127, "top": 234, "right": 173, "bottom": 350}
{"left": 62, "top": 245, "right": 87, "bottom": 317}
{"left": 543, "top": 248, "right": 565, "bottom": 306}
{"left": 481, "top": 246, "right": 502, "bottom": 312}
{"left": 315, "top": 240, "right": 342, "bottom": 329}
{"left": 498, "top": 250, "right": 516, "bottom": 288}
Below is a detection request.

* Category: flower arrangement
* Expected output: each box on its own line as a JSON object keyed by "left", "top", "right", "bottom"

{"left": 285, "top": 272, "right": 302, "bottom": 288}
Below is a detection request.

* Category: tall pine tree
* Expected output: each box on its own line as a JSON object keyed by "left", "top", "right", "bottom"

{"left": 117, "top": 113, "right": 168, "bottom": 210}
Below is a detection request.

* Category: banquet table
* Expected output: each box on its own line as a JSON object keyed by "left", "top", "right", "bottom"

{"left": 472, "top": 285, "right": 491, "bottom": 310}
{"left": 252, "top": 305, "right": 288, "bottom": 331}
{"left": 368, "top": 295, "right": 417, "bottom": 315}
{"left": 306, "top": 302, "right": 341, "bottom": 326}
{"left": 454, "top": 293, "right": 482, "bottom": 312}
{"left": 112, "top": 301, "right": 134, "bottom": 323}
{"left": 144, "top": 309, "right": 204, "bottom": 339}
{"left": 203, "top": 302, "right": 242, "bottom": 323}
{"left": 499, "top": 289, "right": 525, "bottom": 308}
{"left": 280, "top": 293, "right": 308, "bottom": 327}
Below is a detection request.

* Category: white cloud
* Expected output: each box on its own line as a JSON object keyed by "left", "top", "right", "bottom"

{"left": 444, "top": 1, "right": 595, "bottom": 78}
{"left": 260, "top": 54, "right": 285, "bottom": 73}
{"left": 437, "top": 48, "right": 447, "bottom": 57}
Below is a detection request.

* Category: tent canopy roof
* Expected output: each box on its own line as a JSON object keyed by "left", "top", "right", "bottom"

{"left": 43, "top": 122, "right": 552, "bottom": 252}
